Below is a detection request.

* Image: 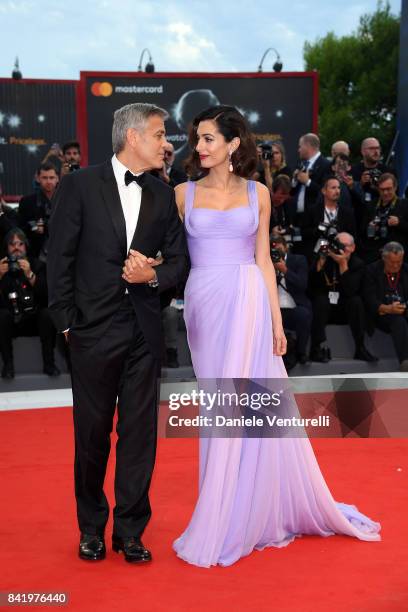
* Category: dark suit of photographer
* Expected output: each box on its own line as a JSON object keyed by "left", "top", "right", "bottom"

{"left": 272, "top": 236, "right": 312, "bottom": 363}
{"left": 0, "top": 229, "right": 58, "bottom": 379}
{"left": 363, "top": 242, "right": 408, "bottom": 370}
{"left": 351, "top": 138, "right": 390, "bottom": 206}
{"left": 359, "top": 174, "right": 408, "bottom": 264}
{"left": 18, "top": 163, "right": 59, "bottom": 259}
{"left": 309, "top": 232, "right": 377, "bottom": 363}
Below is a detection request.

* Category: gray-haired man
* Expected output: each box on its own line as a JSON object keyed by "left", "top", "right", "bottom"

{"left": 48, "top": 103, "right": 189, "bottom": 563}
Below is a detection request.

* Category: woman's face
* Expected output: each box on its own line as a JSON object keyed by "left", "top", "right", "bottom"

{"left": 195, "top": 120, "right": 238, "bottom": 170}
{"left": 271, "top": 146, "right": 283, "bottom": 167}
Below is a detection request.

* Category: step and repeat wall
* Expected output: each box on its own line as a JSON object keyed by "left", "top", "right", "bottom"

{"left": 80, "top": 72, "right": 317, "bottom": 170}
{"left": 0, "top": 79, "right": 77, "bottom": 196}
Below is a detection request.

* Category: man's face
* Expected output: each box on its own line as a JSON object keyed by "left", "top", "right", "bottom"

{"left": 384, "top": 252, "right": 404, "bottom": 274}
{"left": 130, "top": 115, "right": 167, "bottom": 170}
{"left": 275, "top": 242, "right": 287, "bottom": 257}
{"left": 337, "top": 234, "right": 355, "bottom": 258}
{"left": 38, "top": 169, "right": 59, "bottom": 197}
{"left": 7, "top": 235, "right": 27, "bottom": 258}
{"left": 331, "top": 142, "right": 350, "bottom": 158}
{"left": 298, "top": 138, "right": 310, "bottom": 160}
{"left": 164, "top": 144, "right": 175, "bottom": 167}
{"left": 63, "top": 147, "right": 81, "bottom": 164}
{"left": 362, "top": 139, "right": 381, "bottom": 164}
{"left": 322, "top": 179, "right": 341, "bottom": 203}
{"left": 378, "top": 179, "right": 396, "bottom": 205}
{"left": 271, "top": 188, "right": 290, "bottom": 207}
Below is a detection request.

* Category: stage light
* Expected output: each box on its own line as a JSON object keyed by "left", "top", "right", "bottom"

{"left": 258, "top": 48, "right": 283, "bottom": 73}
{"left": 138, "top": 49, "right": 155, "bottom": 73}
{"left": 12, "top": 57, "right": 22, "bottom": 80}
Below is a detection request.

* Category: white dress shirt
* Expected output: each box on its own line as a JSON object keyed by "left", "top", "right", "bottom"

{"left": 296, "top": 151, "right": 322, "bottom": 213}
{"left": 111, "top": 154, "right": 143, "bottom": 252}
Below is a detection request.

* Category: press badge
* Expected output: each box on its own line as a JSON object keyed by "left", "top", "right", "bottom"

{"left": 329, "top": 291, "right": 340, "bottom": 305}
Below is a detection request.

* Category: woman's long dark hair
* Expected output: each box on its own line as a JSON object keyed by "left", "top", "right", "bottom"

{"left": 184, "top": 105, "right": 258, "bottom": 179}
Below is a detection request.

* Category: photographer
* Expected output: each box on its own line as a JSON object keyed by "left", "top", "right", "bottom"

{"left": 351, "top": 137, "right": 391, "bottom": 205}
{"left": 18, "top": 162, "right": 59, "bottom": 259}
{"left": 260, "top": 141, "right": 291, "bottom": 192}
{"left": 331, "top": 141, "right": 350, "bottom": 159}
{"left": 271, "top": 235, "right": 312, "bottom": 364}
{"left": 60, "top": 141, "right": 82, "bottom": 177}
{"left": 363, "top": 242, "right": 408, "bottom": 371}
{"left": 150, "top": 142, "right": 187, "bottom": 187}
{"left": 0, "top": 229, "right": 59, "bottom": 379}
{"left": 291, "top": 133, "right": 332, "bottom": 215}
{"left": 360, "top": 173, "right": 408, "bottom": 264}
{"left": 309, "top": 232, "right": 377, "bottom": 363}
{"left": 302, "top": 176, "right": 357, "bottom": 262}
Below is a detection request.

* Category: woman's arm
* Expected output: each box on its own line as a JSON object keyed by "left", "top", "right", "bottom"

{"left": 255, "top": 182, "right": 287, "bottom": 356}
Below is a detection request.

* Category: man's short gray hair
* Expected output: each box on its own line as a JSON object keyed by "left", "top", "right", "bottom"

{"left": 300, "top": 133, "right": 320, "bottom": 150}
{"left": 112, "top": 103, "right": 169, "bottom": 154}
{"left": 382, "top": 242, "right": 405, "bottom": 256}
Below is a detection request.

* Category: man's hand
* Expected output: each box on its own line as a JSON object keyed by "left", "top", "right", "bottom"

{"left": 60, "top": 162, "right": 71, "bottom": 177}
{"left": 361, "top": 170, "right": 372, "bottom": 186}
{"left": 388, "top": 215, "right": 399, "bottom": 227}
{"left": 0, "top": 257, "right": 9, "bottom": 279}
{"left": 122, "top": 250, "right": 156, "bottom": 284}
{"left": 327, "top": 249, "right": 349, "bottom": 273}
{"left": 343, "top": 175, "right": 354, "bottom": 188}
{"left": 297, "top": 170, "right": 310, "bottom": 185}
{"left": 18, "top": 258, "right": 32, "bottom": 278}
{"left": 273, "top": 260, "right": 287, "bottom": 274}
{"left": 379, "top": 302, "right": 406, "bottom": 315}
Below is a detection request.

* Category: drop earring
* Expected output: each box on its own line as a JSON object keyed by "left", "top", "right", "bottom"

{"left": 228, "top": 151, "right": 234, "bottom": 173}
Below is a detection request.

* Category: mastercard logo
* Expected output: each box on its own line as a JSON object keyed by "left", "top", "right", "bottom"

{"left": 91, "top": 82, "right": 113, "bottom": 97}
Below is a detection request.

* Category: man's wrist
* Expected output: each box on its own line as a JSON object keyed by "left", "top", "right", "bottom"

{"left": 147, "top": 270, "right": 159, "bottom": 288}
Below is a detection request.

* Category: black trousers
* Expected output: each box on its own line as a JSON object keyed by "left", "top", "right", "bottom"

{"left": 281, "top": 306, "right": 312, "bottom": 354}
{"left": 374, "top": 314, "right": 408, "bottom": 362}
{"left": 311, "top": 294, "right": 366, "bottom": 348}
{"left": 0, "top": 306, "right": 56, "bottom": 365}
{"left": 69, "top": 296, "right": 160, "bottom": 538}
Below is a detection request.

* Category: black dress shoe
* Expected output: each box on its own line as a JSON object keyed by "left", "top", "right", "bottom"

{"left": 309, "top": 346, "right": 330, "bottom": 363}
{"left": 354, "top": 345, "right": 379, "bottom": 362}
{"left": 112, "top": 535, "right": 152, "bottom": 563}
{"left": 43, "top": 363, "right": 61, "bottom": 377}
{"left": 1, "top": 362, "right": 15, "bottom": 379}
{"left": 78, "top": 533, "right": 106, "bottom": 561}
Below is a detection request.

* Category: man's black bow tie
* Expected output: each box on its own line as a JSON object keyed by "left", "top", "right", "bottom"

{"left": 124, "top": 170, "right": 146, "bottom": 187}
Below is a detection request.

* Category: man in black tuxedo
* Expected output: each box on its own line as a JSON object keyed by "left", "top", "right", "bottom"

{"left": 47, "top": 103, "right": 188, "bottom": 563}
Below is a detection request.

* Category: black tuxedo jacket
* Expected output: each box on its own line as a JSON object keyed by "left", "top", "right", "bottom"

{"left": 47, "top": 160, "right": 189, "bottom": 356}
{"left": 291, "top": 154, "right": 332, "bottom": 212}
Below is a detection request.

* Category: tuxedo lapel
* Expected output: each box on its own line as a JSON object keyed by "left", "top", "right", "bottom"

{"left": 130, "top": 180, "right": 155, "bottom": 251}
{"left": 100, "top": 161, "right": 127, "bottom": 258}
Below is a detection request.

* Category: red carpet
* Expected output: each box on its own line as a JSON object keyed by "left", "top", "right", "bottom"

{"left": 0, "top": 407, "right": 407, "bottom": 611}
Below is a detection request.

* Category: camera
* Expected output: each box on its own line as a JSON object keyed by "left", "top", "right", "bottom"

{"left": 384, "top": 292, "right": 407, "bottom": 307}
{"left": 367, "top": 210, "right": 389, "bottom": 239}
{"left": 68, "top": 163, "right": 80, "bottom": 172}
{"left": 314, "top": 222, "right": 344, "bottom": 255}
{"left": 270, "top": 248, "right": 282, "bottom": 263}
{"left": 368, "top": 167, "right": 382, "bottom": 186}
{"left": 28, "top": 219, "right": 39, "bottom": 233}
{"left": 7, "top": 277, "right": 36, "bottom": 323}
{"left": 7, "top": 254, "right": 24, "bottom": 274}
{"left": 259, "top": 142, "right": 272, "bottom": 161}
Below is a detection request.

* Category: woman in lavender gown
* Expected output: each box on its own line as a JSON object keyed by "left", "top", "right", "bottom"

{"left": 172, "top": 106, "right": 380, "bottom": 568}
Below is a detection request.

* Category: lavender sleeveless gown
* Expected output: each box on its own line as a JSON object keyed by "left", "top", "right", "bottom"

{"left": 173, "top": 180, "right": 381, "bottom": 568}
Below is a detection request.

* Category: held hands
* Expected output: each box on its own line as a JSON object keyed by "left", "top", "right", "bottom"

{"left": 273, "top": 327, "right": 287, "bottom": 356}
{"left": 122, "top": 250, "right": 160, "bottom": 284}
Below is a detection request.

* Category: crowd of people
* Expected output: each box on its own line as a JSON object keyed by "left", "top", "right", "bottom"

{"left": 1, "top": 129, "right": 408, "bottom": 379}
